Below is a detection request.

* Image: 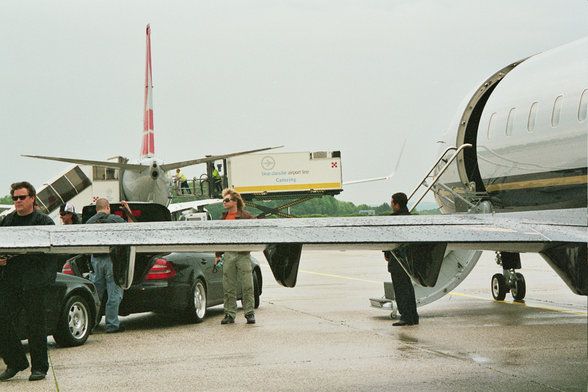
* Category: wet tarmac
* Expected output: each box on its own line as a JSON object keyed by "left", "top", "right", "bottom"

{"left": 1, "top": 250, "right": 586, "bottom": 391}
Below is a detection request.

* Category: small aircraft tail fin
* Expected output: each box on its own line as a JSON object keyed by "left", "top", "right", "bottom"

{"left": 141, "top": 24, "right": 155, "bottom": 159}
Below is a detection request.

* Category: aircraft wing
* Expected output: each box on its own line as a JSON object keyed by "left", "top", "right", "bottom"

{"left": 159, "top": 146, "right": 283, "bottom": 172}
{"left": 22, "top": 145, "right": 283, "bottom": 173}
{"left": 21, "top": 154, "right": 148, "bottom": 171}
{"left": 0, "top": 208, "right": 585, "bottom": 292}
{"left": 343, "top": 174, "right": 394, "bottom": 186}
{"left": 1, "top": 208, "right": 582, "bottom": 252}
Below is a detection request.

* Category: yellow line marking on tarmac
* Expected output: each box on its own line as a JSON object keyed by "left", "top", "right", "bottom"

{"left": 448, "top": 292, "right": 588, "bottom": 315}
{"left": 299, "top": 269, "right": 381, "bottom": 283}
{"left": 260, "top": 263, "right": 587, "bottom": 315}
{"left": 269, "top": 296, "right": 346, "bottom": 302}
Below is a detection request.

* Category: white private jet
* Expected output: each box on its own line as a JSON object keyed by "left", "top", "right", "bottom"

{"left": 1, "top": 36, "right": 586, "bottom": 309}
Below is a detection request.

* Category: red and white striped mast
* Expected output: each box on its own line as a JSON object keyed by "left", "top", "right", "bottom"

{"left": 141, "top": 24, "right": 155, "bottom": 158}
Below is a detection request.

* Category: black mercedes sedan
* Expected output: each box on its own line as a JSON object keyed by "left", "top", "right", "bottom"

{"left": 16, "top": 272, "right": 100, "bottom": 347}
{"left": 63, "top": 251, "right": 262, "bottom": 323}
{"left": 61, "top": 202, "right": 262, "bottom": 323}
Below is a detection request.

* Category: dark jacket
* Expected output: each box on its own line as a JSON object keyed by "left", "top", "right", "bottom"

{"left": 86, "top": 211, "right": 126, "bottom": 224}
{"left": 384, "top": 208, "right": 411, "bottom": 271}
{"left": 0, "top": 209, "right": 56, "bottom": 289}
{"left": 215, "top": 209, "right": 254, "bottom": 258}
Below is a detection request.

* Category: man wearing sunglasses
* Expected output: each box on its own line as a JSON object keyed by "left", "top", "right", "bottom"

{"left": 0, "top": 182, "right": 55, "bottom": 382}
{"left": 59, "top": 203, "right": 79, "bottom": 225}
{"left": 215, "top": 188, "right": 256, "bottom": 325}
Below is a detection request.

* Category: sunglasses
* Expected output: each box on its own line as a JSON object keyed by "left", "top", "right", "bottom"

{"left": 223, "top": 198, "right": 233, "bottom": 203}
{"left": 60, "top": 212, "right": 70, "bottom": 216}
{"left": 12, "top": 195, "right": 29, "bottom": 201}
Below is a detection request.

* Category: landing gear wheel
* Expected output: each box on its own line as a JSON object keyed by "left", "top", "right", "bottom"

{"left": 491, "top": 273, "right": 508, "bottom": 301}
{"left": 511, "top": 272, "right": 526, "bottom": 301}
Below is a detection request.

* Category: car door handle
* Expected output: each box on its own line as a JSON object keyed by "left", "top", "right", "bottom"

{"left": 200, "top": 260, "right": 207, "bottom": 265}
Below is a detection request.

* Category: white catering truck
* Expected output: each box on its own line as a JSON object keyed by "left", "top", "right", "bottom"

{"left": 226, "top": 151, "right": 343, "bottom": 197}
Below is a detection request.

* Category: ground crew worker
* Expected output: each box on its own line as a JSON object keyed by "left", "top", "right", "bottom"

{"left": 212, "top": 164, "right": 222, "bottom": 196}
{"left": 174, "top": 168, "right": 191, "bottom": 194}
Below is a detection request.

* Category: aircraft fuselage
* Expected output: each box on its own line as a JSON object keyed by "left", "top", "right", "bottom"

{"left": 436, "top": 37, "right": 587, "bottom": 213}
{"left": 121, "top": 157, "right": 171, "bottom": 206}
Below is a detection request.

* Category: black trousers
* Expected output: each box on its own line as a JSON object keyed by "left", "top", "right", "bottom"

{"left": 0, "top": 284, "right": 49, "bottom": 373}
{"left": 389, "top": 258, "right": 419, "bottom": 324}
{"left": 180, "top": 180, "right": 191, "bottom": 194}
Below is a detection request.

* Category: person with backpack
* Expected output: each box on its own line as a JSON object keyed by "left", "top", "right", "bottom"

{"left": 86, "top": 198, "right": 131, "bottom": 333}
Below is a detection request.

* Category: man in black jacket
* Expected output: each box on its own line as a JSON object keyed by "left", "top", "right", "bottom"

{"left": 383, "top": 192, "right": 419, "bottom": 326}
{"left": 0, "top": 182, "right": 55, "bottom": 382}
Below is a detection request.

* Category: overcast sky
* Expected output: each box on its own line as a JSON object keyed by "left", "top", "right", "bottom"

{"left": 1, "top": 1, "right": 587, "bottom": 206}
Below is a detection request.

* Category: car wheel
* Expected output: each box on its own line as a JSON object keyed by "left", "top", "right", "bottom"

{"left": 53, "top": 295, "right": 92, "bottom": 347}
{"left": 186, "top": 278, "right": 207, "bottom": 323}
{"left": 253, "top": 271, "right": 260, "bottom": 309}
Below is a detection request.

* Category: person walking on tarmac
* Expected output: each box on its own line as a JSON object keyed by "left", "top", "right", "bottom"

{"left": 0, "top": 181, "right": 56, "bottom": 382}
{"left": 383, "top": 192, "right": 419, "bottom": 326}
{"left": 86, "top": 198, "right": 132, "bottom": 333}
{"left": 215, "top": 188, "right": 256, "bottom": 325}
{"left": 174, "top": 168, "right": 191, "bottom": 194}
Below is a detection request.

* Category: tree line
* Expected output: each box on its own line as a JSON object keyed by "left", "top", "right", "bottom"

{"left": 205, "top": 195, "right": 440, "bottom": 220}
{"left": 1, "top": 194, "right": 440, "bottom": 219}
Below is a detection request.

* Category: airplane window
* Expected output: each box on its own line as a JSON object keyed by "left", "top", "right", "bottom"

{"left": 551, "top": 95, "right": 563, "bottom": 127}
{"left": 106, "top": 168, "right": 117, "bottom": 180}
{"left": 506, "top": 108, "right": 516, "bottom": 136}
{"left": 527, "top": 102, "right": 538, "bottom": 132}
{"left": 93, "top": 166, "right": 119, "bottom": 181}
{"left": 487, "top": 112, "right": 496, "bottom": 139}
{"left": 579, "top": 89, "right": 588, "bottom": 122}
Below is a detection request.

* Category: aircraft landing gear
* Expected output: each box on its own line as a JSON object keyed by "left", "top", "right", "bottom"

{"left": 491, "top": 252, "right": 526, "bottom": 301}
{"left": 491, "top": 273, "right": 508, "bottom": 300}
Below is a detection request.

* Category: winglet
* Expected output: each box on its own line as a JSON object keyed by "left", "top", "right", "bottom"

{"left": 141, "top": 24, "right": 155, "bottom": 158}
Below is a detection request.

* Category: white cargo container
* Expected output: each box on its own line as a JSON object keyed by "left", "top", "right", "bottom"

{"left": 227, "top": 151, "right": 342, "bottom": 196}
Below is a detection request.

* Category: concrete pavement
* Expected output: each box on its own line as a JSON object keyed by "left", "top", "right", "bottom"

{"left": 1, "top": 250, "right": 586, "bottom": 391}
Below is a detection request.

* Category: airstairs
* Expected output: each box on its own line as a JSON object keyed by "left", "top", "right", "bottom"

{"left": 407, "top": 144, "right": 474, "bottom": 213}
